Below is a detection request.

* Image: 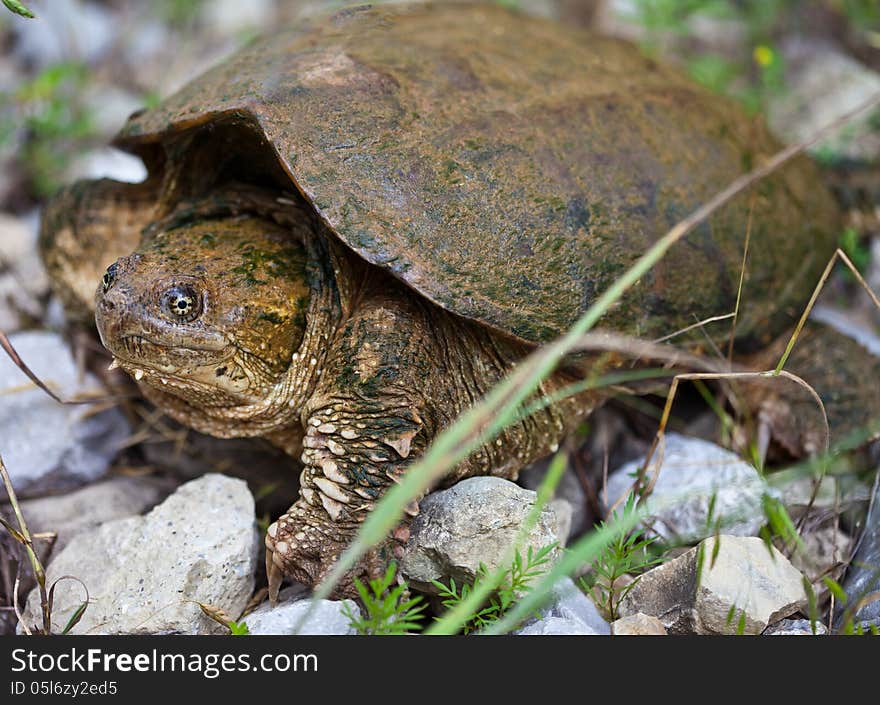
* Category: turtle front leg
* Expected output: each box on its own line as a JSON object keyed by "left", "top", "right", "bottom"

{"left": 39, "top": 177, "right": 160, "bottom": 321}
{"left": 265, "top": 294, "right": 435, "bottom": 599}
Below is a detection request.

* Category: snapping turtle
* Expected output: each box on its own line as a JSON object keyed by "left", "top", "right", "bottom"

{"left": 39, "top": 3, "right": 851, "bottom": 595}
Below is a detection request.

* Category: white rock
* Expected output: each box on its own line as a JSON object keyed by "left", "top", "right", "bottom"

{"left": 768, "top": 38, "right": 880, "bottom": 163}
{"left": 603, "top": 433, "right": 769, "bottom": 543}
{"left": 520, "top": 458, "right": 588, "bottom": 537}
{"left": 20, "top": 475, "right": 258, "bottom": 635}
{"left": 0, "top": 213, "right": 50, "bottom": 331}
{"left": 200, "top": 0, "right": 276, "bottom": 35}
{"left": 82, "top": 86, "right": 148, "bottom": 139}
{"left": 6, "top": 476, "right": 170, "bottom": 554}
{"left": 514, "top": 616, "right": 599, "bottom": 635}
{"left": 12, "top": 0, "right": 116, "bottom": 67}
{"left": 611, "top": 612, "right": 668, "bottom": 635}
{"left": 548, "top": 498, "right": 573, "bottom": 546}
{"left": 524, "top": 578, "right": 611, "bottom": 634}
{"left": 243, "top": 589, "right": 357, "bottom": 636}
{"left": 620, "top": 535, "right": 808, "bottom": 635}
{"left": 400, "top": 477, "right": 565, "bottom": 592}
{"left": 786, "top": 525, "right": 852, "bottom": 588}
{"left": 65, "top": 147, "right": 148, "bottom": 185}
{"left": 0, "top": 331, "right": 130, "bottom": 495}
{"left": 763, "top": 618, "right": 827, "bottom": 636}
{"left": 810, "top": 305, "right": 880, "bottom": 358}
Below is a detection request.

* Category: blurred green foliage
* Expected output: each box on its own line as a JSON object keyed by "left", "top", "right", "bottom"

{"left": 158, "top": 0, "right": 204, "bottom": 26}
{"left": 627, "top": 0, "right": 879, "bottom": 114}
{"left": 0, "top": 62, "right": 95, "bottom": 197}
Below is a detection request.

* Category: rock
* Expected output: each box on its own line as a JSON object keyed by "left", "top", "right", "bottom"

{"left": 20, "top": 475, "right": 258, "bottom": 635}
{"left": 243, "top": 588, "right": 358, "bottom": 636}
{"left": 763, "top": 618, "right": 827, "bottom": 636}
{"left": 65, "top": 147, "right": 147, "bottom": 185}
{"left": 513, "top": 578, "right": 610, "bottom": 635}
{"left": 399, "top": 477, "right": 565, "bottom": 592}
{"left": 548, "top": 498, "right": 573, "bottom": 546}
{"left": 200, "top": 0, "right": 277, "bottom": 35}
{"left": 0, "top": 331, "right": 130, "bottom": 496}
{"left": 81, "top": 87, "right": 146, "bottom": 138}
{"left": 520, "top": 456, "right": 588, "bottom": 537}
{"left": 619, "top": 535, "right": 808, "bottom": 635}
{"left": 603, "top": 433, "right": 769, "bottom": 544}
{"left": 785, "top": 525, "right": 852, "bottom": 593}
{"left": 835, "top": 477, "right": 880, "bottom": 631}
{"left": 0, "top": 213, "right": 50, "bottom": 331}
{"left": 768, "top": 38, "right": 880, "bottom": 164}
{"left": 5, "top": 476, "right": 171, "bottom": 555}
{"left": 611, "top": 612, "right": 668, "bottom": 635}
{"left": 771, "top": 460, "right": 873, "bottom": 517}
{"left": 514, "top": 616, "right": 598, "bottom": 635}
{"left": 12, "top": 0, "right": 116, "bottom": 67}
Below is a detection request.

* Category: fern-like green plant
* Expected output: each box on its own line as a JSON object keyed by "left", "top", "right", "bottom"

{"left": 580, "top": 496, "right": 662, "bottom": 621}
{"left": 341, "top": 562, "right": 426, "bottom": 635}
{"left": 432, "top": 543, "right": 556, "bottom": 635}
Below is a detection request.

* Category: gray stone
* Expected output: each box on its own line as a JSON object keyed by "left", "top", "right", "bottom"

{"left": 12, "top": 0, "right": 116, "bottom": 67}
{"left": 514, "top": 616, "right": 601, "bottom": 636}
{"left": 6, "top": 476, "right": 171, "bottom": 555}
{"left": 243, "top": 589, "right": 357, "bottom": 636}
{"left": 603, "top": 433, "right": 768, "bottom": 543}
{"left": 0, "top": 214, "right": 49, "bottom": 332}
{"left": 836, "top": 477, "right": 880, "bottom": 631}
{"left": 0, "top": 331, "right": 131, "bottom": 496}
{"left": 620, "top": 535, "right": 808, "bottom": 635}
{"left": 65, "top": 147, "right": 147, "bottom": 187}
{"left": 611, "top": 612, "right": 668, "bottom": 635}
{"left": 786, "top": 525, "right": 852, "bottom": 594}
{"left": 768, "top": 38, "right": 880, "bottom": 163}
{"left": 548, "top": 498, "right": 573, "bottom": 547}
{"left": 520, "top": 457, "right": 588, "bottom": 537}
{"left": 400, "top": 477, "right": 565, "bottom": 592}
{"left": 811, "top": 305, "right": 880, "bottom": 359}
{"left": 763, "top": 618, "right": 827, "bottom": 636}
{"left": 200, "top": 0, "right": 277, "bottom": 34}
{"left": 771, "top": 464, "right": 872, "bottom": 517}
{"left": 21, "top": 475, "right": 258, "bottom": 635}
{"left": 513, "top": 577, "right": 610, "bottom": 635}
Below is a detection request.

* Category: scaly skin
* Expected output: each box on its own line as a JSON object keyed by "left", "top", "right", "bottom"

{"left": 57, "top": 183, "right": 604, "bottom": 598}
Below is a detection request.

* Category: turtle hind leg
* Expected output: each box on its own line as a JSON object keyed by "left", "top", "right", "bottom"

{"left": 39, "top": 177, "right": 161, "bottom": 322}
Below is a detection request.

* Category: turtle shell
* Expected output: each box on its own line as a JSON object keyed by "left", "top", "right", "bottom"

{"left": 115, "top": 2, "right": 839, "bottom": 347}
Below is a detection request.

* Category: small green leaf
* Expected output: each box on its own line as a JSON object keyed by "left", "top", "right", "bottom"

{"left": 228, "top": 621, "right": 250, "bottom": 636}
{"left": 823, "top": 577, "right": 848, "bottom": 605}
{"left": 3, "top": 0, "right": 35, "bottom": 18}
{"left": 61, "top": 602, "right": 88, "bottom": 635}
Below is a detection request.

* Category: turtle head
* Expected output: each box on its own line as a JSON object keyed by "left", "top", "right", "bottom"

{"left": 95, "top": 215, "right": 312, "bottom": 407}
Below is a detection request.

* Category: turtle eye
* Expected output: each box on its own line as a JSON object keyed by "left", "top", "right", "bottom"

{"left": 161, "top": 284, "right": 202, "bottom": 322}
{"left": 101, "top": 263, "right": 119, "bottom": 293}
